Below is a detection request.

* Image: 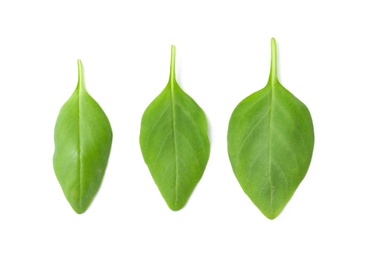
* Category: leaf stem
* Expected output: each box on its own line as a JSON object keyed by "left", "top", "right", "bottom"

{"left": 77, "top": 59, "right": 84, "bottom": 88}
{"left": 269, "top": 38, "right": 278, "bottom": 85}
{"left": 170, "top": 45, "right": 176, "bottom": 86}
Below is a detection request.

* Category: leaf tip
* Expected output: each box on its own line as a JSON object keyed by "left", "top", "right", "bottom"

{"left": 265, "top": 212, "right": 278, "bottom": 220}
{"left": 168, "top": 202, "right": 185, "bottom": 211}
{"left": 260, "top": 199, "right": 284, "bottom": 220}
{"left": 70, "top": 202, "right": 87, "bottom": 214}
{"left": 166, "top": 194, "right": 187, "bottom": 211}
{"left": 73, "top": 208, "right": 86, "bottom": 214}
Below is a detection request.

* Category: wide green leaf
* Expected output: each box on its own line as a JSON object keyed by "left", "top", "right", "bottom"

{"left": 53, "top": 60, "right": 112, "bottom": 214}
{"left": 227, "top": 39, "right": 314, "bottom": 219}
{"left": 140, "top": 46, "right": 210, "bottom": 211}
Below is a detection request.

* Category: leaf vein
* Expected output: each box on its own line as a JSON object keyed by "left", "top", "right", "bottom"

{"left": 273, "top": 129, "right": 301, "bottom": 171}
{"left": 237, "top": 109, "right": 269, "bottom": 161}
{"left": 267, "top": 87, "right": 274, "bottom": 212}
{"left": 236, "top": 90, "right": 270, "bottom": 121}
{"left": 170, "top": 86, "right": 179, "bottom": 208}
{"left": 275, "top": 102, "right": 309, "bottom": 153}
{"left": 152, "top": 129, "right": 174, "bottom": 167}
{"left": 143, "top": 104, "right": 171, "bottom": 149}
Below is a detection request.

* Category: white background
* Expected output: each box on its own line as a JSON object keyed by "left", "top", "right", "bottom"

{"left": 1, "top": 0, "right": 367, "bottom": 259}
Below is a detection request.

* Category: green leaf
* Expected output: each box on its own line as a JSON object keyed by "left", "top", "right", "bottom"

{"left": 53, "top": 60, "right": 112, "bottom": 214}
{"left": 227, "top": 38, "right": 314, "bottom": 219}
{"left": 140, "top": 46, "right": 210, "bottom": 211}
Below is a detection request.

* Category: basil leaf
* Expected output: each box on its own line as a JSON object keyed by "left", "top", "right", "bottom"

{"left": 140, "top": 46, "right": 210, "bottom": 211}
{"left": 53, "top": 60, "right": 112, "bottom": 214}
{"left": 227, "top": 39, "right": 314, "bottom": 219}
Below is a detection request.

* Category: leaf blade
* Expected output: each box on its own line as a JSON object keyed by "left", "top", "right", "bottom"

{"left": 53, "top": 60, "right": 112, "bottom": 214}
{"left": 140, "top": 46, "right": 210, "bottom": 211}
{"left": 228, "top": 39, "right": 314, "bottom": 219}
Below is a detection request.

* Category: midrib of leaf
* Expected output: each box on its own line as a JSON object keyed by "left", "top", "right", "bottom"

{"left": 266, "top": 38, "right": 278, "bottom": 213}
{"left": 77, "top": 60, "right": 83, "bottom": 211}
{"left": 169, "top": 45, "right": 179, "bottom": 208}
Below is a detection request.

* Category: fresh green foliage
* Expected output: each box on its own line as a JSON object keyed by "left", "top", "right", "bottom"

{"left": 53, "top": 60, "right": 112, "bottom": 214}
{"left": 227, "top": 39, "right": 314, "bottom": 219}
{"left": 140, "top": 46, "right": 210, "bottom": 211}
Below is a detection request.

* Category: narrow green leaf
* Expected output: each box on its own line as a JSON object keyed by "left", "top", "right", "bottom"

{"left": 227, "top": 39, "right": 314, "bottom": 219}
{"left": 53, "top": 60, "right": 112, "bottom": 214}
{"left": 140, "top": 46, "right": 210, "bottom": 211}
